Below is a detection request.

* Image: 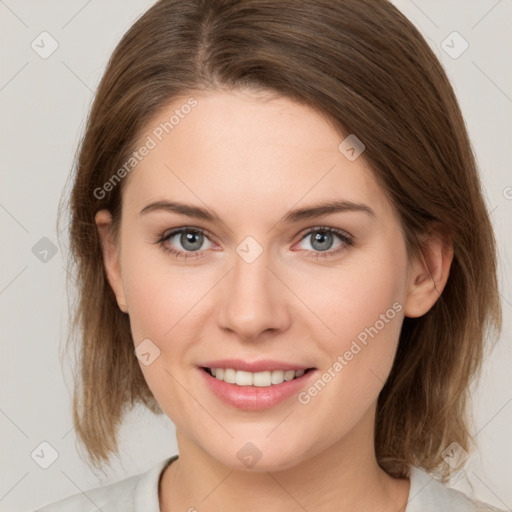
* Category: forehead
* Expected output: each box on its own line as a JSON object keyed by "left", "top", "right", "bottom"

{"left": 123, "top": 89, "right": 391, "bottom": 221}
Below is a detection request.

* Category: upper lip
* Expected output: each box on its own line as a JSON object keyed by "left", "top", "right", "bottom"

{"left": 201, "top": 359, "right": 314, "bottom": 373}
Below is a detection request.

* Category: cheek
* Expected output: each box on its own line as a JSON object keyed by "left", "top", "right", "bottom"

{"left": 314, "top": 250, "right": 406, "bottom": 408}
{"left": 121, "top": 242, "right": 206, "bottom": 343}
{"left": 297, "top": 242, "right": 407, "bottom": 403}
{"left": 121, "top": 252, "right": 206, "bottom": 424}
{"left": 333, "top": 263, "right": 404, "bottom": 352}
{"left": 301, "top": 242, "right": 407, "bottom": 350}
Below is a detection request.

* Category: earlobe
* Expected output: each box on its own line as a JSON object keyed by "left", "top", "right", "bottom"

{"left": 403, "top": 227, "right": 454, "bottom": 318}
{"left": 94, "top": 209, "right": 128, "bottom": 313}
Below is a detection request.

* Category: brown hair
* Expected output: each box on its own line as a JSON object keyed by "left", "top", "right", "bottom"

{"left": 60, "top": 0, "right": 502, "bottom": 480}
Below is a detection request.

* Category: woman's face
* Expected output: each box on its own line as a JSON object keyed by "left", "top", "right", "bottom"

{"left": 97, "top": 89, "right": 429, "bottom": 471}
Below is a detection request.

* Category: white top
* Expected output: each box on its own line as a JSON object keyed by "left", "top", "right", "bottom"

{"left": 35, "top": 455, "right": 505, "bottom": 511}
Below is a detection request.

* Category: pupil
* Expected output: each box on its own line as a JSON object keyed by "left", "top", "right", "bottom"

{"left": 182, "top": 231, "right": 202, "bottom": 251}
{"left": 312, "top": 231, "right": 332, "bottom": 251}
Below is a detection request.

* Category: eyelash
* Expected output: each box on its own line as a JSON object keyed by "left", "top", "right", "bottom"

{"left": 154, "top": 226, "right": 353, "bottom": 260}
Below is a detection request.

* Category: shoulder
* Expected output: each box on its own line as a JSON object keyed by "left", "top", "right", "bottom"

{"left": 406, "top": 466, "right": 507, "bottom": 512}
{"left": 34, "top": 473, "right": 140, "bottom": 512}
{"left": 34, "top": 456, "right": 177, "bottom": 512}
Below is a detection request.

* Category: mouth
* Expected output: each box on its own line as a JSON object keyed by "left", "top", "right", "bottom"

{"left": 198, "top": 361, "right": 318, "bottom": 410}
{"left": 201, "top": 367, "right": 315, "bottom": 387}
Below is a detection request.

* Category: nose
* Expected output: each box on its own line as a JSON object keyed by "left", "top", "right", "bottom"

{"left": 217, "top": 248, "right": 291, "bottom": 342}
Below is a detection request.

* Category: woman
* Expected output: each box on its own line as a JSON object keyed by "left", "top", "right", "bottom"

{"left": 37, "top": 0, "right": 504, "bottom": 510}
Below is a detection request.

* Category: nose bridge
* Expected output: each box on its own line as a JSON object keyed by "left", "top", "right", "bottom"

{"left": 232, "top": 242, "right": 271, "bottom": 297}
{"left": 218, "top": 237, "right": 289, "bottom": 340}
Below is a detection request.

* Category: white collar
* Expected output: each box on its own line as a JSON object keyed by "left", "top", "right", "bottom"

{"left": 134, "top": 456, "right": 501, "bottom": 512}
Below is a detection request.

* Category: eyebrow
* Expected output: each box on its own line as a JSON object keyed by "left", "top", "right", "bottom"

{"left": 139, "top": 199, "right": 375, "bottom": 224}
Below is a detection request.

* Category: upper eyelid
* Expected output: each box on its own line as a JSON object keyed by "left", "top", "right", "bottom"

{"left": 298, "top": 225, "right": 352, "bottom": 239}
{"left": 161, "top": 226, "right": 217, "bottom": 244}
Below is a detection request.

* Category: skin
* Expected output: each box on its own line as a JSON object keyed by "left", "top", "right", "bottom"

{"left": 95, "top": 89, "right": 453, "bottom": 511}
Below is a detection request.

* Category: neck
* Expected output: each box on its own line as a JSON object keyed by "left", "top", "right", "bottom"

{"left": 159, "top": 407, "right": 410, "bottom": 512}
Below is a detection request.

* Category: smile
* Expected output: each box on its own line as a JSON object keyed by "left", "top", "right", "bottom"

{"left": 203, "top": 367, "right": 313, "bottom": 387}
{"left": 198, "top": 361, "right": 317, "bottom": 410}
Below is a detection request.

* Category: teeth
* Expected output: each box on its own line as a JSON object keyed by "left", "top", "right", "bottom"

{"left": 210, "top": 368, "right": 308, "bottom": 387}
{"left": 271, "top": 370, "right": 284, "bottom": 384}
{"left": 223, "top": 368, "right": 236, "bottom": 384}
{"left": 284, "top": 370, "right": 295, "bottom": 381}
{"left": 253, "top": 371, "right": 271, "bottom": 387}
{"left": 235, "top": 370, "right": 253, "bottom": 386}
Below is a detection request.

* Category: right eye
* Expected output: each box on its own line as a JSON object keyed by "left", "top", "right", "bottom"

{"left": 156, "top": 227, "right": 215, "bottom": 259}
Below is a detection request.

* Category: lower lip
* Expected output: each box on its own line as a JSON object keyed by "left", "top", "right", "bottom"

{"left": 198, "top": 367, "right": 316, "bottom": 410}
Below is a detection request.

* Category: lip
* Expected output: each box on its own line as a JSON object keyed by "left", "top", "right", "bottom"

{"left": 201, "top": 358, "right": 311, "bottom": 373}
{"left": 198, "top": 362, "right": 317, "bottom": 411}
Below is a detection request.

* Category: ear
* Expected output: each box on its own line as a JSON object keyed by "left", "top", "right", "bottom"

{"left": 404, "top": 225, "right": 454, "bottom": 318}
{"left": 95, "top": 209, "right": 128, "bottom": 313}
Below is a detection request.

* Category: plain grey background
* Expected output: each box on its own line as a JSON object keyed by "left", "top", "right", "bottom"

{"left": 1, "top": 1, "right": 511, "bottom": 510}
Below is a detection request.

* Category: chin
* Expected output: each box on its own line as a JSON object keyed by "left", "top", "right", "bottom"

{"left": 203, "top": 437, "right": 310, "bottom": 473}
